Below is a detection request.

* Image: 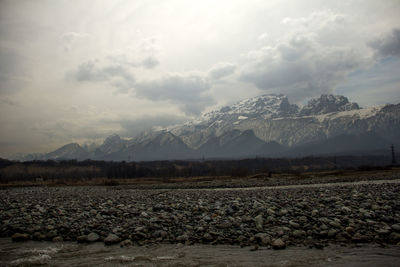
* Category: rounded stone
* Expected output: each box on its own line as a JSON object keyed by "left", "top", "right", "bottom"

{"left": 272, "top": 238, "right": 286, "bottom": 250}
{"left": 104, "top": 234, "right": 121, "bottom": 245}
{"left": 12, "top": 233, "right": 30, "bottom": 242}
{"left": 87, "top": 232, "right": 100, "bottom": 242}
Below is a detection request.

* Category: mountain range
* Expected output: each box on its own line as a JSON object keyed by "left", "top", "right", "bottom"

{"left": 13, "top": 94, "right": 400, "bottom": 161}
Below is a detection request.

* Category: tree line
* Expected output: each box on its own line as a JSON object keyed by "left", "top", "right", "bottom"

{"left": 0, "top": 154, "right": 395, "bottom": 183}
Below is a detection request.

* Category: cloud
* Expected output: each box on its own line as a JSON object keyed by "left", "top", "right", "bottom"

{"left": 0, "top": 47, "right": 31, "bottom": 95}
{"left": 71, "top": 59, "right": 215, "bottom": 115}
{"left": 239, "top": 36, "right": 368, "bottom": 102}
{"left": 107, "top": 36, "right": 161, "bottom": 69}
{"left": 208, "top": 62, "right": 236, "bottom": 80}
{"left": 134, "top": 73, "right": 215, "bottom": 115}
{"left": 116, "top": 115, "right": 188, "bottom": 136}
{"left": 108, "top": 53, "right": 160, "bottom": 69}
{"left": 140, "top": 56, "right": 160, "bottom": 69}
{"left": 237, "top": 9, "right": 372, "bottom": 102}
{"left": 69, "top": 35, "right": 161, "bottom": 92}
{"left": 368, "top": 28, "right": 400, "bottom": 57}
{"left": 72, "top": 60, "right": 135, "bottom": 93}
{"left": 281, "top": 9, "right": 346, "bottom": 30}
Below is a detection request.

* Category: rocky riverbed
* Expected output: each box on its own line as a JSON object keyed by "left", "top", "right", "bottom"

{"left": 1, "top": 180, "right": 400, "bottom": 250}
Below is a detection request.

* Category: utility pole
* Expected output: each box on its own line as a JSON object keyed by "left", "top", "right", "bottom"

{"left": 391, "top": 144, "right": 396, "bottom": 165}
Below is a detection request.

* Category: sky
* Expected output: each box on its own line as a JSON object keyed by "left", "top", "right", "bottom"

{"left": 0, "top": 0, "right": 400, "bottom": 157}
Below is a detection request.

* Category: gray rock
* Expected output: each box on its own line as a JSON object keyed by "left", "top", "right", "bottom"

{"left": 390, "top": 232, "right": 400, "bottom": 242}
{"left": 203, "top": 215, "right": 212, "bottom": 222}
{"left": 376, "top": 228, "right": 390, "bottom": 235}
{"left": 292, "top": 230, "right": 306, "bottom": 238}
{"left": 267, "top": 208, "right": 275, "bottom": 216}
{"left": 289, "top": 220, "right": 300, "bottom": 229}
{"left": 299, "top": 216, "right": 308, "bottom": 223}
{"left": 218, "top": 221, "right": 232, "bottom": 229}
{"left": 104, "top": 234, "right": 121, "bottom": 245}
{"left": 329, "top": 220, "right": 341, "bottom": 228}
{"left": 345, "top": 226, "right": 355, "bottom": 235}
{"left": 32, "top": 232, "right": 45, "bottom": 241}
{"left": 46, "top": 230, "right": 57, "bottom": 239}
{"left": 261, "top": 236, "right": 271, "bottom": 246}
{"left": 120, "top": 239, "right": 133, "bottom": 247}
{"left": 203, "top": 233, "right": 213, "bottom": 241}
{"left": 254, "top": 215, "right": 263, "bottom": 230}
{"left": 12, "top": 233, "right": 29, "bottom": 242}
{"left": 328, "top": 229, "right": 337, "bottom": 238}
{"left": 272, "top": 238, "right": 286, "bottom": 249}
{"left": 52, "top": 236, "right": 63, "bottom": 242}
{"left": 391, "top": 224, "right": 400, "bottom": 232}
{"left": 176, "top": 234, "right": 189, "bottom": 242}
{"left": 279, "top": 209, "right": 288, "bottom": 215}
{"left": 77, "top": 235, "right": 88, "bottom": 243}
{"left": 87, "top": 232, "right": 100, "bottom": 242}
{"left": 311, "top": 209, "right": 318, "bottom": 217}
{"left": 341, "top": 206, "right": 351, "bottom": 213}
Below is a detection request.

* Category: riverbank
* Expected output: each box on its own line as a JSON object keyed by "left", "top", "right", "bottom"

{"left": 1, "top": 178, "right": 400, "bottom": 249}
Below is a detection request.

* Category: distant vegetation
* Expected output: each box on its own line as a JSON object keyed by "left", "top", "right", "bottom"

{"left": 0, "top": 154, "right": 396, "bottom": 184}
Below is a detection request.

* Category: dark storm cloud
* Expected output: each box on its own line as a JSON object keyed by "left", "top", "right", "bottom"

{"left": 71, "top": 59, "right": 215, "bottom": 115}
{"left": 134, "top": 73, "right": 215, "bottom": 115}
{"left": 71, "top": 60, "right": 135, "bottom": 93}
{"left": 75, "top": 61, "right": 134, "bottom": 83}
{"left": 239, "top": 36, "right": 367, "bottom": 102}
{"left": 368, "top": 28, "right": 400, "bottom": 57}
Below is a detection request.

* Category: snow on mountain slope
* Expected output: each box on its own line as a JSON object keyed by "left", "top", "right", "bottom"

{"left": 204, "top": 94, "right": 299, "bottom": 120}
{"left": 171, "top": 94, "right": 398, "bottom": 149}
{"left": 94, "top": 134, "right": 127, "bottom": 155}
{"left": 44, "top": 143, "right": 88, "bottom": 160}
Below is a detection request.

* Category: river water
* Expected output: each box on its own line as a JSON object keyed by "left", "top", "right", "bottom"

{"left": 1, "top": 239, "right": 399, "bottom": 267}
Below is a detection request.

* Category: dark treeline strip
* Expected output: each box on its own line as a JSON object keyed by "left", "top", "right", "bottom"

{"left": 0, "top": 155, "right": 395, "bottom": 182}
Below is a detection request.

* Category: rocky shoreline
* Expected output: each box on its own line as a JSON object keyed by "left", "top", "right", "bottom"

{"left": 1, "top": 180, "right": 400, "bottom": 250}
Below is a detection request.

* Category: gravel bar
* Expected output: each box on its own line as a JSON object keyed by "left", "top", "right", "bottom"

{"left": 1, "top": 180, "right": 400, "bottom": 249}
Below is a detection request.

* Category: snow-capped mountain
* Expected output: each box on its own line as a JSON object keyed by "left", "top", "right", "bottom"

{"left": 169, "top": 94, "right": 394, "bottom": 150}
{"left": 299, "top": 94, "right": 359, "bottom": 116}
{"left": 92, "top": 134, "right": 128, "bottom": 160}
{"left": 44, "top": 143, "right": 89, "bottom": 160}
{"left": 14, "top": 94, "right": 400, "bottom": 161}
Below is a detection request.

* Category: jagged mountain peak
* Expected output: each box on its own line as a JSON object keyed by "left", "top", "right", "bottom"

{"left": 104, "top": 133, "right": 121, "bottom": 142}
{"left": 151, "top": 131, "right": 186, "bottom": 146}
{"left": 45, "top": 142, "right": 87, "bottom": 160}
{"left": 204, "top": 94, "right": 299, "bottom": 120}
{"left": 95, "top": 134, "right": 127, "bottom": 155}
{"left": 300, "top": 94, "right": 359, "bottom": 116}
{"left": 57, "top": 143, "right": 82, "bottom": 150}
{"left": 102, "top": 134, "right": 125, "bottom": 146}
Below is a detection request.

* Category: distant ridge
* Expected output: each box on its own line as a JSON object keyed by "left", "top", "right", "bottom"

{"left": 12, "top": 94, "right": 400, "bottom": 161}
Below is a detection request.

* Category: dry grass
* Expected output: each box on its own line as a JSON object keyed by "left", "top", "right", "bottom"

{"left": 1, "top": 167, "right": 399, "bottom": 189}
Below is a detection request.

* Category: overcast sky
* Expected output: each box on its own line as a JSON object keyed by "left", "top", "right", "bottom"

{"left": 1, "top": 0, "right": 400, "bottom": 157}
